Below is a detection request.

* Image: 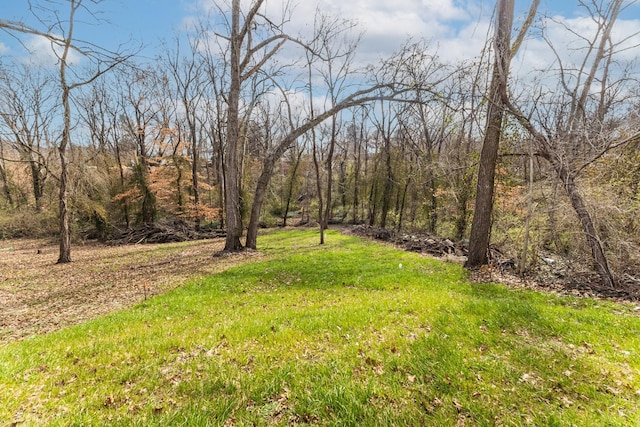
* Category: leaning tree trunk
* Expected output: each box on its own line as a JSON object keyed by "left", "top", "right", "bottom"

{"left": 552, "top": 157, "right": 615, "bottom": 288}
{"left": 245, "top": 154, "right": 279, "bottom": 250}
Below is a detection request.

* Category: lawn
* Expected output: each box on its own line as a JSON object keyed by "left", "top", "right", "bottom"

{"left": 1, "top": 229, "right": 639, "bottom": 426}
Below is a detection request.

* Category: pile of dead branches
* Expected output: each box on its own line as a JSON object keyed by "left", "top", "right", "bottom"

{"left": 349, "top": 225, "right": 471, "bottom": 260}
{"left": 108, "top": 220, "right": 225, "bottom": 245}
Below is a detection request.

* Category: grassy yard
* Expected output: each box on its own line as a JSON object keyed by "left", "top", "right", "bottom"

{"left": 1, "top": 229, "right": 639, "bottom": 426}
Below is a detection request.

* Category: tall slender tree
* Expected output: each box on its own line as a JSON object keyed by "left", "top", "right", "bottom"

{"left": 467, "top": 0, "right": 538, "bottom": 267}
{"left": 466, "top": 0, "right": 516, "bottom": 268}
{"left": 1, "top": 0, "right": 134, "bottom": 263}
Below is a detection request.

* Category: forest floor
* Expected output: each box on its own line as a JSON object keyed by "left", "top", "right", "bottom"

{"left": 0, "top": 237, "right": 261, "bottom": 345}
{"left": 2, "top": 226, "right": 639, "bottom": 346}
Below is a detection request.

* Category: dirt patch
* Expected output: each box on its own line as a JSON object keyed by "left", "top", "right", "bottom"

{"left": 0, "top": 238, "right": 261, "bottom": 345}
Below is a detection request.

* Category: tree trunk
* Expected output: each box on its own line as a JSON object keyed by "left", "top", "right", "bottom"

{"left": 223, "top": 0, "right": 244, "bottom": 252}
{"left": 551, "top": 156, "right": 615, "bottom": 287}
{"left": 397, "top": 172, "right": 411, "bottom": 232}
{"left": 114, "top": 141, "right": 130, "bottom": 228}
{"left": 57, "top": 145, "right": 72, "bottom": 263}
{"left": 379, "top": 135, "right": 394, "bottom": 229}
{"left": 218, "top": 146, "right": 226, "bottom": 230}
{"left": 338, "top": 158, "right": 347, "bottom": 222}
{"left": 368, "top": 178, "right": 378, "bottom": 227}
{"left": 0, "top": 139, "right": 11, "bottom": 206}
{"left": 312, "top": 140, "right": 325, "bottom": 244}
{"left": 322, "top": 118, "right": 338, "bottom": 234}
{"left": 29, "top": 159, "right": 44, "bottom": 212}
{"left": 190, "top": 121, "right": 201, "bottom": 231}
{"left": 427, "top": 170, "right": 438, "bottom": 233}
{"left": 282, "top": 146, "right": 303, "bottom": 227}
{"left": 138, "top": 132, "right": 156, "bottom": 225}
{"left": 57, "top": 84, "right": 72, "bottom": 263}
{"left": 57, "top": 8, "right": 75, "bottom": 264}
{"left": 352, "top": 132, "right": 361, "bottom": 224}
{"left": 466, "top": 0, "right": 514, "bottom": 268}
{"left": 245, "top": 153, "right": 279, "bottom": 249}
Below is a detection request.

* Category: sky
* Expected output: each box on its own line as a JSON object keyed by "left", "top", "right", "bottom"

{"left": 1, "top": 0, "right": 640, "bottom": 76}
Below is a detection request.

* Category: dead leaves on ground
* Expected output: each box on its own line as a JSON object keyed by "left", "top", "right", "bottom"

{"left": 0, "top": 238, "right": 258, "bottom": 345}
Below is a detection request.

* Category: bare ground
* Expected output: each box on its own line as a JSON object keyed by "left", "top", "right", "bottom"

{"left": 0, "top": 238, "right": 262, "bottom": 346}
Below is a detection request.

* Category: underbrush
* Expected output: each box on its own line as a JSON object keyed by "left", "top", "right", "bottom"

{"left": 0, "top": 229, "right": 638, "bottom": 425}
{"left": 0, "top": 207, "right": 59, "bottom": 239}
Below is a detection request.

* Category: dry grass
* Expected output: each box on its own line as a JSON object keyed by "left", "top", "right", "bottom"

{"left": 0, "top": 238, "right": 262, "bottom": 345}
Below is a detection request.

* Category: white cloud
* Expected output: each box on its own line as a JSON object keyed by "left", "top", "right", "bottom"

{"left": 192, "top": 0, "right": 483, "bottom": 63}
{"left": 514, "top": 14, "right": 640, "bottom": 75}
{"left": 20, "top": 34, "right": 83, "bottom": 68}
{"left": 291, "top": 0, "right": 476, "bottom": 61}
{"left": 187, "top": 0, "right": 640, "bottom": 88}
{"left": 437, "top": 17, "right": 492, "bottom": 64}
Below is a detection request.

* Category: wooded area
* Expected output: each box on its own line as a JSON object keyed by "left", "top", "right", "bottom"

{"left": 1, "top": 0, "right": 640, "bottom": 290}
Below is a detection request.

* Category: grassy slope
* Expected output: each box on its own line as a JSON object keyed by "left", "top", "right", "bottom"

{"left": 1, "top": 229, "right": 639, "bottom": 426}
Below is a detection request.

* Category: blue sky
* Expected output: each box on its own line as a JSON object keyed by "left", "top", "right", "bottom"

{"left": 1, "top": 0, "right": 640, "bottom": 68}
{"left": 0, "top": 0, "right": 190, "bottom": 57}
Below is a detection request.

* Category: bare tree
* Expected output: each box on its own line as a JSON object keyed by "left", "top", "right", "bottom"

{"left": 211, "top": 1, "right": 420, "bottom": 250}
{"left": 220, "top": 0, "right": 276, "bottom": 251}
{"left": 308, "top": 12, "right": 362, "bottom": 240}
{"left": 118, "top": 67, "right": 163, "bottom": 225}
{"left": 467, "top": 0, "right": 539, "bottom": 267}
{"left": 502, "top": 0, "right": 639, "bottom": 287}
{"left": 369, "top": 98, "right": 400, "bottom": 229}
{"left": 0, "top": 65, "right": 57, "bottom": 211}
{"left": 244, "top": 84, "right": 410, "bottom": 249}
{"left": 1, "top": 0, "right": 135, "bottom": 263}
{"left": 466, "top": 0, "right": 517, "bottom": 268}
{"left": 200, "top": 48, "right": 229, "bottom": 231}
{"left": 162, "top": 35, "right": 209, "bottom": 230}
{"left": 77, "top": 76, "right": 133, "bottom": 227}
{"left": 348, "top": 106, "right": 370, "bottom": 224}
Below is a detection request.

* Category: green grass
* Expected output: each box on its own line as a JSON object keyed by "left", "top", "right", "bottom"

{"left": 1, "top": 229, "right": 639, "bottom": 426}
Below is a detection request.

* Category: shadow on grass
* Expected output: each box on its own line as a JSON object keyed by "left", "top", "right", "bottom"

{"left": 401, "top": 280, "right": 639, "bottom": 425}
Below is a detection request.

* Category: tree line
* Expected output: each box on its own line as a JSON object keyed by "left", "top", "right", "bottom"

{"left": 1, "top": 0, "right": 639, "bottom": 287}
